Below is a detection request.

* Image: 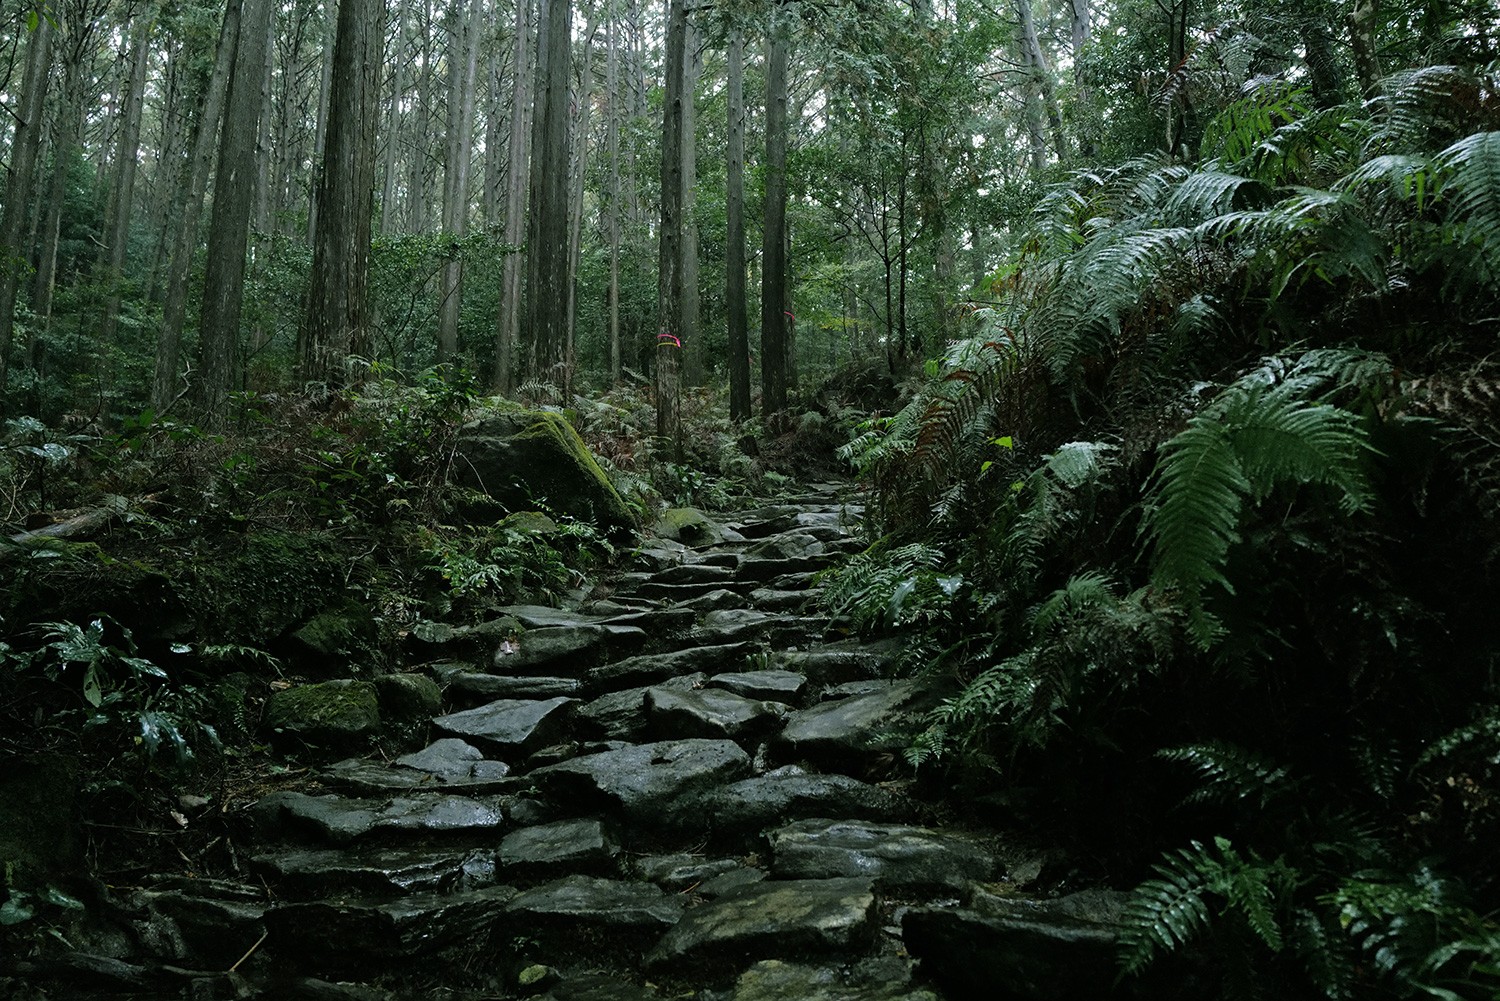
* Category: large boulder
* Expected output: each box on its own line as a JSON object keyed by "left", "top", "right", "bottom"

{"left": 453, "top": 410, "right": 633, "bottom": 534}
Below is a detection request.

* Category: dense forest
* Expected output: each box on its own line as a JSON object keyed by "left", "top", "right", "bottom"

{"left": 2, "top": 0, "right": 1499, "bottom": 997}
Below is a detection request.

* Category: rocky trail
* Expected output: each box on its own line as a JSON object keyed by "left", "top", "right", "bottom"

{"left": 17, "top": 485, "right": 1135, "bottom": 1001}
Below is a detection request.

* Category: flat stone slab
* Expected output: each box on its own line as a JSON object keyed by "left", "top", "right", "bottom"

{"left": 778, "top": 643, "right": 899, "bottom": 686}
{"left": 251, "top": 791, "right": 506, "bottom": 845}
{"left": 745, "top": 533, "right": 828, "bottom": 560}
{"left": 531, "top": 739, "right": 751, "bottom": 824}
{"left": 252, "top": 846, "right": 493, "bottom": 897}
{"left": 319, "top": 757, "right": 516, "bottom": 796}
{"left": 645, "top": 686, "right": 786, "bottom": 741}
{"left": 645, "top": 877, "right": 877, "bottom": 972}
{"left": 731, "top": 960, "right": 941, "bottom": 1001}
{"left": 264, "top": 886, "right": 517, "bottom": 975}
{"left": 774, "top": 680, "right": 924, "bottom": 766}
{"left": 493, "top": 624, "right": 647, "bottom": 672}
{"left": 598, "top": 607, "right": 698, "bottom": 636}
{"left": 575, "top": 674, "right": 706, "bottom": 742}
{"left": 499, "top": 819, "right": 619, "bottom": 875}
{"left": 746, "top": 588, "right": 814, "bottom": 612}
{"left": 505, "top": 875, "right": 683, "bottom": 932}
{"left": 708, "top": 670, "right": 808, "bottom": 704}
{"left": 492, "top": 605, "right": 606, "bottom": 629}
{"left": 683, "top": 771, "right": 909, "bottom": 838}
{"left": 769, "top": 819, "right": 996, "bottom": 889}
{"left": 586, "top": 643, "right": 752, "bottom": 691}
{"left": 651, "top": 563, "right": 737, "bottom": 586}
{"left": 433, "top": 697, "right": 577, "bottom": 753}
{"left": 901, "top": 903, "right": 1129, "bottom": 1001}
{"left": 447, "top": 674, "right": 585, "bottom": 702}
{"left": 634, "top": 855, "right": 742, "bottom": 892}
{"left": 678, "top": 589, "right": 753, "bottom": 612}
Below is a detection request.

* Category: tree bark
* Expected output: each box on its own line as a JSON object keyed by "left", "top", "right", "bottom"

{"left": 0, "top": 16, "right": 52, "bottom": 397}
{"left": 379, "top": 13, "right": 409, "bottom": 235}
{"left": 97, "top": 17, "right": 151, "bottom": 351}
{"left": 523, "top": 0, "right": 573, "bottom": 390}
{"left": 680, "top": 15, "right": 703, "bottom": 386}
{"left": 725, "top": 27, "right": 750, "bottom": 421}
{"left": 437, "top": 0, "right": 482, "bottom": 365}
{"left": 606, "top": 7, "right": 622, "bottom": 383}
{"left": 198, "top": 0, "right": 274, "bottom": 417}
{"left": 300, "top": 0, "right": 383, "bottom": 383}
{"left": 565, "top": 13, "right": 597, "bottom": 381}
{"left": 306, "top": 1, "right": 336, "bottom": 245}
{"left": 494, "top": 0, "right": 532, "bottom": 392}
{"left": 154, "top": 0, "right": 240, "bottom": 410}
{"left": 760, "top": 18, "right": 789, "bottom": 419}
{"left": 656, "top": 0, "right": 687, "bottom": 444}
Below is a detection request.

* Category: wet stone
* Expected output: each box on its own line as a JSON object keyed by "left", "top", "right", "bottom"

{"left": 735, "top": 555, "right": 835, "bottom": 583}
{"left": 586, "top": 644, "right": 751, "bottom": 691}
{"left": 634, "top": 855, "right": 741, "bottom": 891}
{"left": 745, "top": 533, "right": 828, "bottom": 561}
{"left": 708, "top": 670, "right": 808, "bottom": 704}
{"left": 397, "top": 737, "right": 483, "bottom": 776}
{"left": 447, "top": 674, "right": 585, "bottom": 702}
{"left": 730, "top": 960, "right": 941, "bottom": 1001}
{"left": 774, "top": 680, "right": 926, "bottom": 767}
{"left": 645, "top": 686, "right": 786, "bottom": 741}
{"left": 652, "top": 563, "right": 737, "bottom": 586}
{"left": 683, "top": 771, "right": 909, "bottom": 840}
{"left": 433, "top": 697, "right": 577, "bottom": 754}
{"left": 576, "top": 674, "right": 706, "bottom": 742}
{"left": 252, "top": 846, "right": 492, "bottom": 897}
{"left": 499, "top": 818, "right": 620, "bottom": 875}
{"left": 264, "top": 885, "right": 517, "bottom": 976}
{"left": 599, "top": 607, "right": 699, "bottom": 636}
{"left": 769, "top": 819, "right": 996, "bottom": 890}
{"left": 318, "top": 757, "right": 516, "bottom": 796}
{"left": 541, "top": 971, "right": 661, "bottom": 1001}
{"left": 746, "top": 588, "right": 814, "bottom": 613}
{"left": 136, "top": 881, "right": 266, "bottom": 966}
{"left": 778, "top": 643, "right": 899, "bottom": 686}
{"left": 644, "top": 877, "right": 877, "bottom": 973}
{"left": 531, "top": 739, "right": 752, "bottom": 825}
{"left": 250, "top": 791, "right": 506, "bottom": 845}
{"left": 505, "top": 875, "right": 684, "bottom": 934}
{"left": 493, "top": 605, "right": 607, "bottom": 629}
{"left": 697, "top": 867, "right": 765, "bottom": 898}
{"left": 678, "top": 588, "right": 753, "bottom": 612}
{"left": 686, "top": 609, "right": 773, "bottom": 645}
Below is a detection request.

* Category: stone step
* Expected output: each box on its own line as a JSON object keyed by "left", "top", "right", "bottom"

{"left": 250, "top": 845, "right": 495, "bottom": 898}
{"left": 250, "top": 790, "right": 509, "bottom": 846}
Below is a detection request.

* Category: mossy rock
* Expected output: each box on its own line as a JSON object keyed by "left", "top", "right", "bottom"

{"left": 453, "top": 409, "right": 634, "bottom": 536}
{"left": 374, "top": 673, "right": 442, "bottom": 721}
{"left": 654, "top": 508, "right": 730, "bottom": 546}
{"left": 0, "top": 755, "right": 81, "bottom": 891}
{"left": 265, "top": 680, "right": 381, "bottom": 751}
{"left": 175, "top": 532, "right": 347, "bottom": 647}
{"left": 289, "top": 600, "right": 381, "bottom": 676}
{"left": 1, "top": 538, "right": 181, "bottom": 638}
{"left": 500, "top": 511, "right": 559, "bottom": 535}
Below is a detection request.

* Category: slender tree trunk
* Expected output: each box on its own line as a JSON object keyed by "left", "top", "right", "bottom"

{"left": 437, "top": 0, "right": 481, "bottom": 365}
{"left": 481, "top": 42, "right": 504, "bottom": 225}
{"left": 494, "top": 0, "right": 532, "bottom": 392}
{"left": 33, "top": 51, "right": 86, "bottom": 333}
{"left": 564, "top": 13, "right": 596, "bottom": 381}
{"left": 680, "top": 16, "right": 703, "bottom": 386}
{"left": 408, "top": 0, "right": 434, "bottom": 232}
{"left": 606, "top": 8, "right": 622, "bottom": 384}
{"left": 154, "top": 0, "right": 240, "bottom": 410}
{"left": 1349, "top": 0, "right": 1382, "bottom": 97}
{"left": 379, "top": 15, "right": 408, "bottom": 235}
{"left": 0, "top": 17, "right": 52, "bottom": 396}
{"left": 725, "top": 27, "right": 750, "bottom": 421}
{"left": 760, "top": 19, "right": 789, "bottom": 419}
{"left": 300, "top": 0, "right": 383, "bottom": 382}
{"left": 98, "top": 19, "right": 152, "bottom": 351}
{"left": 307, "top": 2, "right": 336, "bottom": 245}
{"left": 656, "top": 0, "right": 687, "bottom": 444}
{"left": 1016, "top": 0, "right": 1063, "bottom": 164}
{"left": 198, "top": 0, "right": 274, "bottom": 417}
{"left": 523, "top": 0, "right": 572, "bottom": 390}
{"left": 144, "top": 39, "right": 184, "bottom": 300}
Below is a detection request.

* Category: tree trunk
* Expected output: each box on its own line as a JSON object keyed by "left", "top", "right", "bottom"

{"left": 198, "top": 0, "right": 274, "bottom": 418}
{"left": 523, "top": 0, "right": 573, "bottom": 390}
{"left": 680, "top": 15, "right": 703, "bottom": 386}
{"left": 494, "top": 0, "right": 532, "bottom": 392}
{"left": 98, "top": 18, "right": 151, "bottom": 351}
{"left": 565, "top": 13, "right": 597, "bottom": 380}
{"left": 0, "top": 16, "right": 52, "bottom": 396}
{"left": 437, "top": 0, "right": 481, "bottom": 366}
{"left": 300, "top": 0, "right": 383, "bottom": 383}
{"left": 481, "top": 41, "right": 504, "bottom": 225}
{"left": 1349, "top": 0, "right": 1382, "bottom": 98}
{"left": 606, "top": 8, "right": 622, "bottom": 384}
{"left": 1016, "top": 0, "right": 1064, "bottom": 164}
{"left": 379, "top": 14, "right": 408, "bottom": 235}
{"left": 154, "top": 0, "right": 240, "bottom": 410}
{"left": 760, "top": 19, "right": 789, "bottom": 419}
{"left": 725, "top": 27, "right": 750, "bottom": 421}
{"left": 408, "top": 0, "right": 434, "bottom": 233}
{"left": 33, "top": 38, "right": 88, "bottom": 334}
{"left": 306, "top": 1, "right": 336, "bottom": 246}
{"left": 656, "top": 0, "right": 687, "bottom": 445}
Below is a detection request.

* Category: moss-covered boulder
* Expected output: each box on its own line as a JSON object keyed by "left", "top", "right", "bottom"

{"left": 374, "top": 673, "right": 442, "bottom": 721}
{"left": 453, "top": 410, "right": 633, "bottom": 535}
{"left": 0, "top": 754, "right": 81, "bottom": 891}
{"left": 289, "top": 600, "right": 381, "bottom": 677}
{"left": 265, "top": 680, "right": 381, "bottom": 752}
{"left": 654, "top": 508, "right": 732, "bottom": 546}
{"left": 500, "top": 511, "right": 559, "bottom": 535}
{"left": 1, "top": 538, "right": 182, "bottom": 638}
{"left": 175, "top": 532, "right": 348, "bottom": 646}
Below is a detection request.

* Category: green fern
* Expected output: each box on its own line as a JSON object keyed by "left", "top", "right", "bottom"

{"left": 1143, "top": 353, "right": 1378, "bottom": 647}
{"left": 1120, "top": 836, "right": 1296, "bottom": 977}
{"left": 1158, "top": 741, "right": 1296, "bottom": 810}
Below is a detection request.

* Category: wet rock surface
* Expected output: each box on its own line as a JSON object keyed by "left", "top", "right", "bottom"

{"left": 60, "top": 483, "right": 1088, "bottom": 1001}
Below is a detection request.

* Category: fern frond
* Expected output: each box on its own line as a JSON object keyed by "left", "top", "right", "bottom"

{"left": 1032, "top": 570, "right": 1119, "bottom": 634}
{"left": 1165, "top": 168, "right": 1264, "bottom": 222}
{"left": 1120, "top": 843, "right": 1220, "bottom": 975}
{"left": 1158, "top": 741, "right": 1296, "bottom": 810}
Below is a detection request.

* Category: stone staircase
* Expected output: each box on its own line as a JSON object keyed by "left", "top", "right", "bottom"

{"left": 49, "top": 484, "right": 1136, "bottom": 1001}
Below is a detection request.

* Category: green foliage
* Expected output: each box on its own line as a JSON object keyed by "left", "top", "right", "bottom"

{"left": 818, "top": 542, "right": 959, "bottom": 634}
{"left": 423, "top": 517, "right": 612, "bottom": 607}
